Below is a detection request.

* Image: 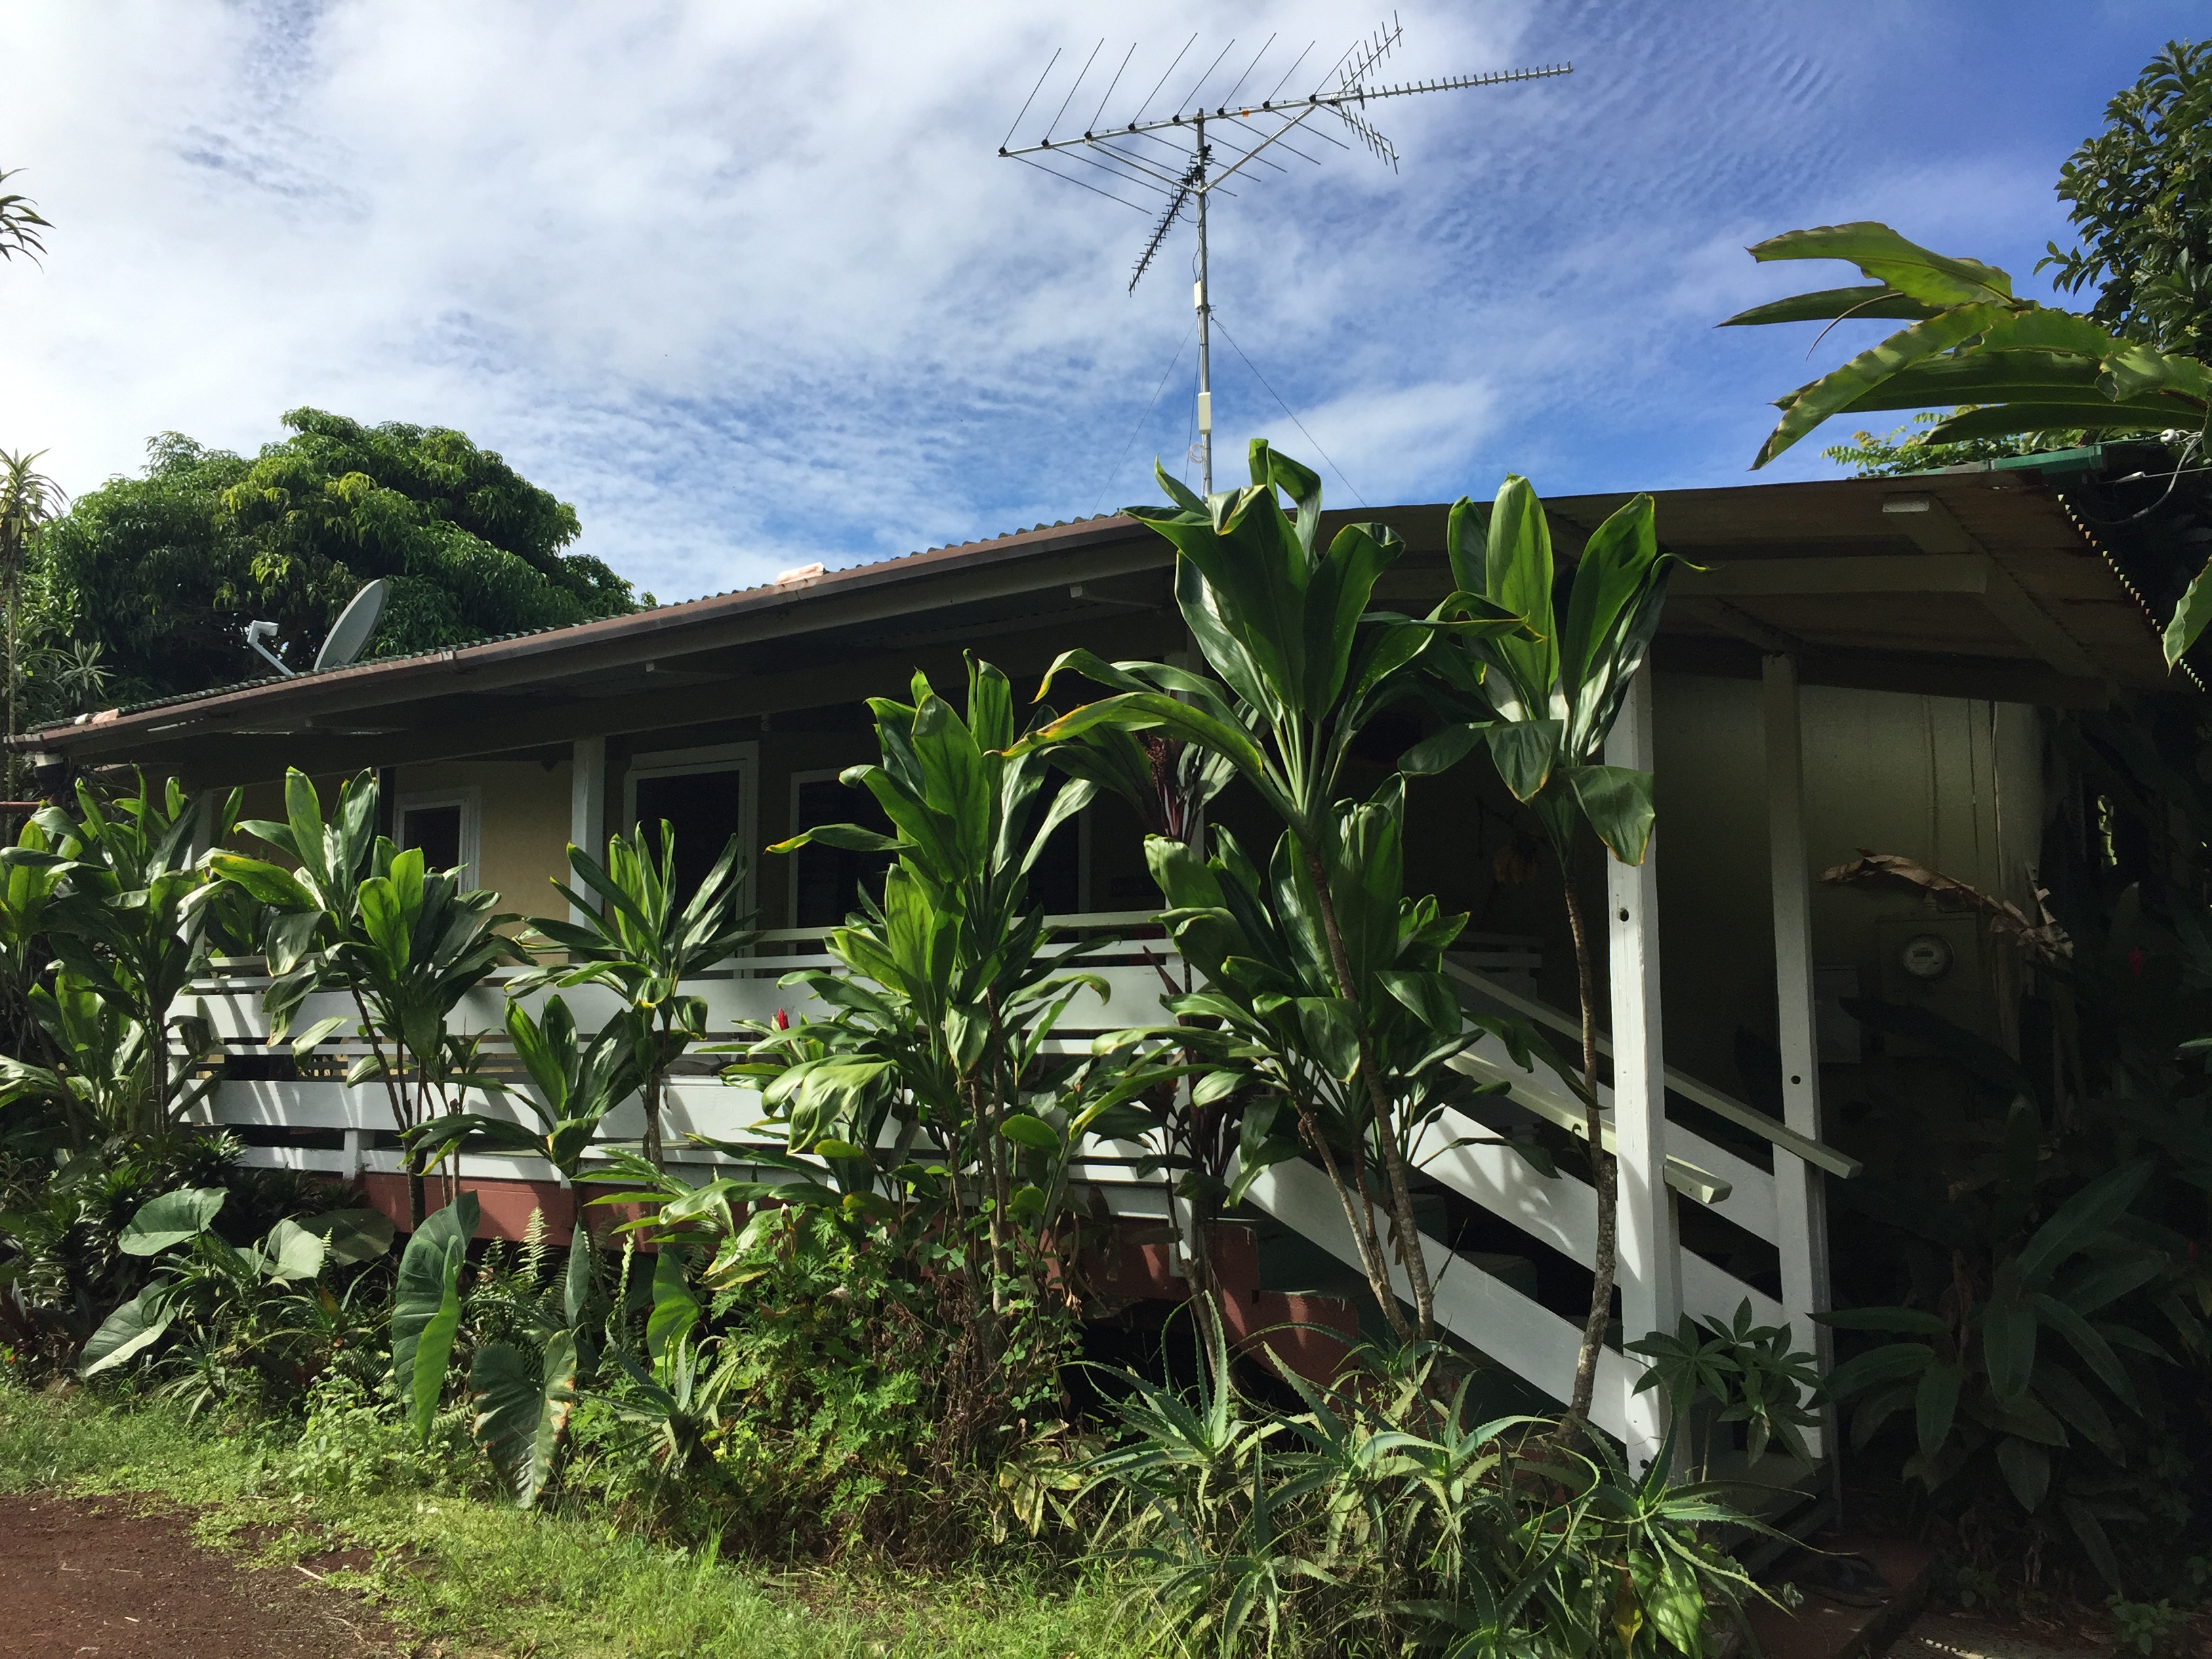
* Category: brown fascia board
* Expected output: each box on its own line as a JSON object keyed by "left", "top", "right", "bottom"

{"left": 26, "top": 513, "right": 1165, "bottom": 758}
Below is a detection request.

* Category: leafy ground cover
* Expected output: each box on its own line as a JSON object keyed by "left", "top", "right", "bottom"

{"left": 0, "top": 1380, "right": 1136, "bottom": 1659}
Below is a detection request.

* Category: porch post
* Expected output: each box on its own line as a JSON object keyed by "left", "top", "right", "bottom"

{"left": 1762, "top": 653, "right": 1833, "bottom": 1456}
{"left": 569, "top": 737, "right": 606, "bottom": 926}
{"left": 1604, "top": 663, "right": 1679, "bottom": 1472}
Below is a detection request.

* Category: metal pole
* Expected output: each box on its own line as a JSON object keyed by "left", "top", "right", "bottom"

{"left": 1194, "top": 118, "right": 1213, "bottom": 495}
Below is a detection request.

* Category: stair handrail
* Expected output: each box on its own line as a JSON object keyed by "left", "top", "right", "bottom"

{"left": 1441, "top": 955, "right": 1863, "bottom": 1180}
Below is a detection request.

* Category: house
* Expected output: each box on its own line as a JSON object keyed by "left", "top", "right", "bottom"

{"left": 20, "top": 452, "right": 2189, "bottom": 1482}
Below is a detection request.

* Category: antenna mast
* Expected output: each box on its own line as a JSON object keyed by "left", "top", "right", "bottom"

{"left": 1000, "top": 15, "right": 1570, "bottom": 494}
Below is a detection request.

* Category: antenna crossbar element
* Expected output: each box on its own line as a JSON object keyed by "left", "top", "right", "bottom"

{"left": 1002, "top": 22, "right": 1572, "bottom": 496}
{"left": 1000, "top": 60, "right": 1571, "bottom": 157}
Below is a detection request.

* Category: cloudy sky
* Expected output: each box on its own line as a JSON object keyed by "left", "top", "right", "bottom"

{"left": 3, "top": 1, "right": 2201, "bottom": 602}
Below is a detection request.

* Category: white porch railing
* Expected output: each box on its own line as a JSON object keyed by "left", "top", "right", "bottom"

{"left": 179, "top": 904, "right": 1847, "bottom": 1472}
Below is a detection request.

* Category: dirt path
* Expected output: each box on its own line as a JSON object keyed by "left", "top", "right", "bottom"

{"left": 0, "top": 1494, "right": 396, "bottom": 1658}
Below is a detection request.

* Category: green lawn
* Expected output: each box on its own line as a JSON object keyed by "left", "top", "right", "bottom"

{"left": 0, "top": 1381, "right": 1138, "bottom": 1658}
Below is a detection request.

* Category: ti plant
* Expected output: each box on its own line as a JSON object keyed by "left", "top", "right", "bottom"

{"left": 1110, "top": 783, "right": 1528, "bottom": 1349}
{"left": 31, "top": 773, "right": 239, "bottom": 1139}
{"left": 213, "top": 769, "right": 522, "bottom": 1225}
{"left": 1024, "top": 441, "right": 1525, "bottom": 1343}
{"left": 755, "top": 656, "right": 1181, "bottom": 1319}
{"left": 1401, "top": 478, "right": 1679, "bottom": 1425}
{"left": 407, "top": 994, "right": 647, "bottom": 1186}
{"left": 1722, "top": 221, "right": 2212, "bottom": 661}
{"left": 1817, "top": 1104, "right": 2169, "bottom": 1591}
{"left": 518, "top": 824, "right": 754, "bottom": 1170}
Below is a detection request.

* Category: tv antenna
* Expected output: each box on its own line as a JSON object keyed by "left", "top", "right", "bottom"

{"left": 999, "top": 16, "right": 1569, "bottom": 493}
{"left": 241, "top": 578, "right": 391, "bottom": 678}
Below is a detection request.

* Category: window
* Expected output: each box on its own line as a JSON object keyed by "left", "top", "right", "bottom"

{"left": 786, "top": 766, "right": 1086, "bottom": 927}
{"left": 623, "top": 743, "right": 757, "bottom": 918}
{"left": 788, "top": 770, "right": 894, "bottom": 928}
{"left": 395, "top": 788, "right": 480, "bottom": 888}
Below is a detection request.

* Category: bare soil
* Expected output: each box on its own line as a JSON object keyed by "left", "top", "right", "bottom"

{"left": 0, "top": 1493, "right": 398, "bottom": 1658}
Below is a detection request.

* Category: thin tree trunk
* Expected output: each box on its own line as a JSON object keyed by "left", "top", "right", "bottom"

{"left": 1290, "top": 1094, "right": 1417, "bottom": 1347}
{"left": 351, "top": 987, "right": 419, "bottom": 1227}
{"left": 1304, "top": 850, "right": 1436, "bottom": 1341}
{"left": 1561, "top": 859, "right": 1618, "bottom": 1432}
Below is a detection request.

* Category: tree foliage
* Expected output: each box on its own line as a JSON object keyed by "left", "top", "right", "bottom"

{"left": 28, "top": 410, "right": 636, "bottom": 709}
{"left": 2042, "top": 39, "right": 2212, "bottom": 361}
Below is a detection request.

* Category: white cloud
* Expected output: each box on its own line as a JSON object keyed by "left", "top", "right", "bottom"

{"left": 0, "top": 0, "right": 2196, "bottom": 602}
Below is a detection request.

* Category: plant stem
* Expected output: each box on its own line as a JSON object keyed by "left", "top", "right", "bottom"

{"left": 1304, "top": 848, "right": 1436, "bottom": 1341}
{"left": 1561, "top": 855, "right": 1618, "bottom": 1433}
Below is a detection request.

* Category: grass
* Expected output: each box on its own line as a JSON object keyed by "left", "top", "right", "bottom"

{"left": 0, "top": 1380, "right": 1141, "bottom": 1658}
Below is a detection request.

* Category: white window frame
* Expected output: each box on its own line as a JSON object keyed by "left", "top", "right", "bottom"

{"left": 394, "top": 786, "right": 482, "bottom": 890}
{"left": 623, "top": 741, "right": 759, "bottom": 923}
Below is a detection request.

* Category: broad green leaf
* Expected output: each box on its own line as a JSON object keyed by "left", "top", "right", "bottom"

{"left": 2015, "top": 1160, "right": 2152, "bottom": 1288}
{"left": 1983, "top": 1285, "right": 2038, "bottom": 1402}
{"left": 2029, "top": 1292, "right": 2139, "bottom": 1410}
{"left": 1000, "top": 1113, "right": 1062, "bottom": 1152}
{"left": 1754, "top": 304, "right": 2001, "bottom": 467}
{"left": 260, "top": 1216, "right": 328, "bottom": 1282}
{"left": 564, "top": 1221, "right": 593, "bottom": 1330}
{"left": 1915, "top": 1359, "right": 1962, "bottom": 1462}
{"left": 1300, "top": 522, "right": 1406, "bottom": 712}
{"left": 300, "top": 1207, "right": 395, "bottom": 1266}
{"left": 1483, "top": 722, "right": 1561, "bottom": 804}
{"left": 1564, "top": 764, "right": 1657, "bottom": 866}
{"left": 2063, "top": 1497, "right": 2125, "bottom": 1592}
{"left": 1718, "top": 284, "right": 1944, "bottom": 327}
{"left": 78, "top": 1286, "right": 172, "bottom": 1378}
{"left": 119, "top": 1187, "right": 226, "bottom": 1256}
{"left": 2164, "top": 554, "right": 2212, "bottom": 668}
{"left": 1926, "top": 401, "right": 2184, "bottom": 442}
{"left": 1745, "top": 222, "right": 2014, "bottom": 308}
{"left": 1478, "top": 478, "right": 1558, "bottom": 713}
{"left": 1820, "top": 1340, "right": 1933, "bottom": 1401}
{"left": 471, "top": 1332, "right": 577, "bottom": 1508}
{"left": 647, "top": 1246, "right": 699, "bottom": 1366}
{"left": 1397, "top": 722, "right": 1489, "bottom": 777}
{"left": 1994, "top": 1435, "right": 2050, "bottom": 1513}
{"left": 1376, "top": 968, "right": 1461, "bottom": 1038}
{"left": 391, "top": 1192, "right": 477, "bottom": 1443}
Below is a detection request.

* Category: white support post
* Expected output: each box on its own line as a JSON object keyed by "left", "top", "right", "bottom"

{"left": 1605, "top": 663, "right": 1679, "bottom": 1473}
{"left": 1763, "top": 653, "right": 1833, "bottom": 1459}
{"left": 569, "top": 737, "right": 607, "bottom": 926}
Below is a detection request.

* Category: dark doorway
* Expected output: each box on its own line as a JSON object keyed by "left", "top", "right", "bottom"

{"left": 633, "top": 766, "right": 745, "bottom": 905}
{"left": 398, "top": 802, "right": 464, "bottom": 875}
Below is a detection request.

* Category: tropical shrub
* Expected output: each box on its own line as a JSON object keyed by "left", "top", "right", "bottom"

{"left": 1084, "top": 1307, "right": 1767, "bottom": 1658}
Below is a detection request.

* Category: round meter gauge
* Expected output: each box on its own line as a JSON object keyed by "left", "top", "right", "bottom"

{"left": 1899, "top": 932, "right": 1954, "bottom": 981}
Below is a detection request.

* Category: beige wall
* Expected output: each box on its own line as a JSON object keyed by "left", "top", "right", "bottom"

{"left": 394, "top": 757, "right": 573, "bottom": 930}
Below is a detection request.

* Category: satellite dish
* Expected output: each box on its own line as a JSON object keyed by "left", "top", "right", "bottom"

{"left": 314, "top": 579, "right": 390, "bottom": 672}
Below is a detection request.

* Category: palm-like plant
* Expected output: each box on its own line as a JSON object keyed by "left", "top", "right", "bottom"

{"left": 1403, "top": 480, "right": 1681, "bottom": 1430}
{"left": 213, "top": 769, "right": 522, "bottom": 1223}
{"left": 1024, "top": 442, "right": 1525, "bottom": 1342}
{"left": 0, "top": 449, "right": 66, "bottom": 794}
{"left": 519, "top": 825, "right": 753, "bottom": 1170}
{"left": 0, "top": 169, "right": 49, "bottom": 266}
{"left": 758, "top": 656, "right": 1180, "bottom": 1308}
{"left": 37, "top": 774, "right": 238, "bottom": 1138}
{"left": 1719, "top": 222, "right": 2212, "bottom": 661}
{"left": 407, "top": 995, "right": 645, "bottom": 1184}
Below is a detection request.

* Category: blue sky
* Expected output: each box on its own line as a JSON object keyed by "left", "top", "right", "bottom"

{"left": 3, "top": 1, "right": 2202, "bottom": 602}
